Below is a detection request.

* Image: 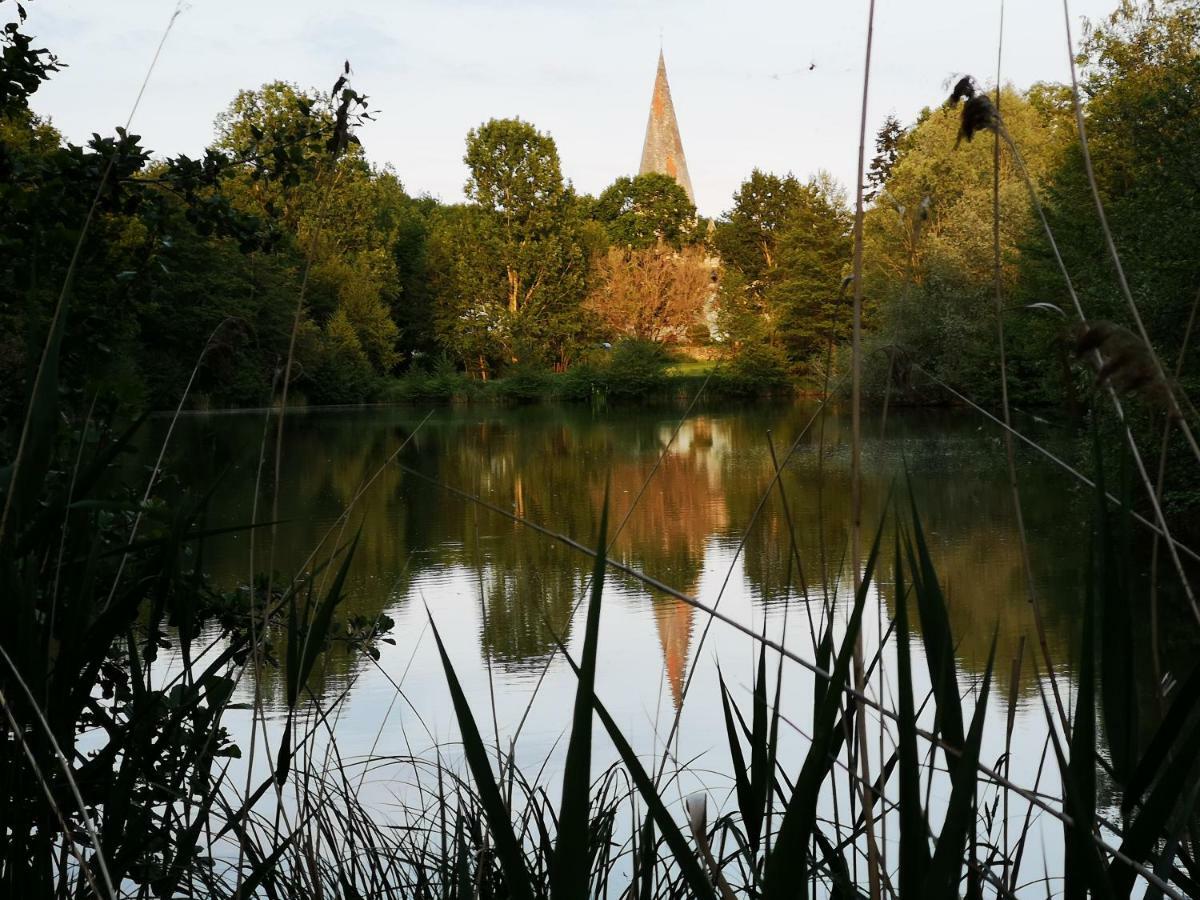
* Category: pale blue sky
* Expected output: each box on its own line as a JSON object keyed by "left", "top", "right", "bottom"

{"left": 26, "top": 0, "right": 1116, "bottom": 216}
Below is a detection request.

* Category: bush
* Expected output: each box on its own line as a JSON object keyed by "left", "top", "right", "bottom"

{"left": 603, "top": 339, "right": 671, "bottom": 401}
{"left": 718, "top": 342, "right": 793, "bottom": 397}
{"left": 492, "top": 365, "right": 552, "bottom": 404}
{"left": 554, "top": 362, "right": 607, "bottom": 403}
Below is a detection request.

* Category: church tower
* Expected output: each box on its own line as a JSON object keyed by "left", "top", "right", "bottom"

{"left": 639, "top": 50, "right": 695, "bottom": 205}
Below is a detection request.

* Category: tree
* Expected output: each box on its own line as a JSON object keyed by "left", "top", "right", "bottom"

{"left": 464, "top": 118, "right": 567, "bottom": 315}
{"left": 432, "top": 118, "right": 595, "bottom": 373}
{"left": 714, "top": 170, "right": 809, "bottom": 282}
{"left": 212, "top": 81, "right": 405, "bottom": 395}
{"left": 593, "top": 172, "right": 696, "bottom": 249}
{"left": 713, "top": 170, "right": 851, "bottom": 365}
{"left": 861, "top": 86, "right": 1073, "bottom": 402}
{"left": 767, "top": 179, "right": 853, "bottom": 359}
{"left": 865, "top": 114, "right": 904, "bottom": 203}
{"left": 587, "top": 244, "right": 712, "bottom": 343}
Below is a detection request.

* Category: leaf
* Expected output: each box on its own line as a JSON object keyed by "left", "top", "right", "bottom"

{"left": 1063, "top": 547, "right": 1104, "bottom": 900}
{"left": 429, "top": 616, "right": 534, "bottom": 900}
{"left": 906, "top": 476, "right": 966, "bottom": 771}
{"left": 1092, "top": 432, "right": 1137, "bottom": 786}
{"left": 763, "top": 511, "right": 886, "bottom": 900}
{"left": 295, "top": 529, "right": 361, "bottom": 704}
{"left": 550, "top": 491, "right": 609, "bottom": 899}
{"left": 922, "top": 633, "right": 995, "bottom": 898}
{"left": 573, "top": 654, "right": 717, "bottom": 900}
{"left": 718, "top": 672, "right": 757, "bottom": 849}
{"left": 1122, "top": 660, "right": 1200, "bottom": 816}
{"left": 894, "top": 529, "right": 931, "bottom": 895}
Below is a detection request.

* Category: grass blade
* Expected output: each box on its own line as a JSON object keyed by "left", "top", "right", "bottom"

{"left": 1064, "top": 533, "right": 1100, "bottom": 900}
{"left": 763, "top": 511, "right": 886, "bottom": 900}
{"left": 550, "top": 494, "right": 609, "bottom": 899}
{"left": 718, "top": 672, "right": 757, "bottom": 848}
{"left": 894, "top": 529, "right": 931, "bottom": 894}
{"left": 429, "top": 616, "right": 534, "bottom": 900}
{"left": 906, "top": 478, "right": 966, "bottom": 770}
{"left": 923, "top": 632, "right": 995, "bottom": 898}
{"left": 565, "top": 652, "right": 716, "bottom": 900}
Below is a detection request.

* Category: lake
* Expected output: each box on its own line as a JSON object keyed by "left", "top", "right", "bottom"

{"left": 144, "top": 398, "right": 1171, "bottom": 890}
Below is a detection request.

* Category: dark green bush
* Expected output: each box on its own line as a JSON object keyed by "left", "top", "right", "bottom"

{"left": 493, "top": 365, "right": 553, "bottom": 404}
{"left": 603, "top": 340, "right": 671, "bottom": 402}
{"left": 718, "top": 343, "right": 793, "bottom": 397}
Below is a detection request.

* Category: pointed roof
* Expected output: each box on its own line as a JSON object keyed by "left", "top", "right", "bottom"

{"left": 652, "top": 596, "right": 695, "bottom": 710}
{"left": 639, "top": 50, "right": 695, "bottom": 205}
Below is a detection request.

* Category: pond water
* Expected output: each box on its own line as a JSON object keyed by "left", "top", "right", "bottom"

{"left": 145, "top": 399, "right": 1173, "bottom": 890}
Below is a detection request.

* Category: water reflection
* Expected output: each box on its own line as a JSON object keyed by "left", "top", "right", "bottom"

{"left": 156, "top": 402, "right": 1111, "bottom": 715}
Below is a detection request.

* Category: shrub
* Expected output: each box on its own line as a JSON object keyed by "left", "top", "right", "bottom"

{"left": 603, "top": 340, "right": 671, "bottom": 401}
{"left": 718, "top": 342, "right": 793, "bottom": 397}
{"left": 493, "top": 365, "right": 552, "bottom": 404}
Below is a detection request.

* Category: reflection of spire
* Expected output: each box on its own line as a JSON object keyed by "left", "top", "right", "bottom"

{"left": 639, "top": 50, "right": 695, "bottom": 204}
{"left": 652, "top": 596, "right": 695, "bottom": 708}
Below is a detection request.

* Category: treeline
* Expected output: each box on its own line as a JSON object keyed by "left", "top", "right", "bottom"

{"left": 859, "top": 1, "right": 1199, "bottom": 412}
{"left": 2, "top": 1, "right": 1196, "bottom": 419}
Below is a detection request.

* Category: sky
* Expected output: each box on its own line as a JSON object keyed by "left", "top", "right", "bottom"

{"left": 25, "top": 0, "right": 1118, "bottom": 218}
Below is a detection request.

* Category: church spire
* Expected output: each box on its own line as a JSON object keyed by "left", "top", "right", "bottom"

{"left": 639, "top": 50, "right": 695, "bottom": 205}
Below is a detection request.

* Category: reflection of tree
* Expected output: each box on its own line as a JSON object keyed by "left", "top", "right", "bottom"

{"left": 724, "top": 409, "right": 1090, "bottom": 693}
{"left": 150, "top": 403, "right": 1103, "bottom": 702}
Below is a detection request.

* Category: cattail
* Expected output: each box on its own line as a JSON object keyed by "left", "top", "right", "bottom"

{"left": 947, "top": 74, "right": 998, "bottom": 146}
{"left": 949, "top": 74, "right": 978, "bottom": 104}
{"left": 1070, "top": 320, "right": 1172, "bottom": 409}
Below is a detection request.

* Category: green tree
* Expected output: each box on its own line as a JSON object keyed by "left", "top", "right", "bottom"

{"left": 768, "top": 178, "right": 853, "bottom": 360}
{"left": 212, "top": 81, "right": 405, "bottom": 397}
{"left": 714, "top": 169, "right": 809, "bottom": 283}
{"left": 865, "top": 114, "right": 905, "bottom": 203}
{"left": 431, "top": 118, "right": 595, "bottom": 373}
{"left": 593, "top": 172, "right": 696, "bottom": 249}
{"left": 714, "top": 170, "right": 851, "bottom": 366}
{"left": 861, "top": 85, "right": 1071, "bottom": 402}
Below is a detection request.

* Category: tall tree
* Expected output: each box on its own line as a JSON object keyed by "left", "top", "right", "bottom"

{"left": 714, "top": 170, "right": 809, "bottom": 283}
{"left": 464, "top": 117, "right": 568, "bottom": 317}
{"left": 434, "top": 118, "right": 595, "bottom": 373}
{"left": 593, "top": 172, "right": 696, "bottom": 249}
{"left": 861, "top": 86, "right": 1072, "bottom": 402}
{"left": 865, "top": 114, "right": 904, "bottom": 203}
{"left": 714, "top": 170, "right": 851, "bottom": 364}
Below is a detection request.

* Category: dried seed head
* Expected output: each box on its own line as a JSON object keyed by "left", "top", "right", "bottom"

{"left": 948, "top": 75, "right": 978, "bottom": 105}
{"left": 957, "top": 94, "right": 998, "bottom": 146}
{"left": 1070, "top": 320, "right": 1171, "bottom": 408}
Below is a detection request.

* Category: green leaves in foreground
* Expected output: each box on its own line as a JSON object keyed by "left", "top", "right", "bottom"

{"left": 762, "top": 511, "right": 886, "bottom": 900}
{"left": 893, "top": 532, "right": 931, "bottom": 896}
{"left": 549, "top": 493, "right": 608, "bottom": 898}
{"left": 429, "top": 617, "right": 535, "bottom": 900}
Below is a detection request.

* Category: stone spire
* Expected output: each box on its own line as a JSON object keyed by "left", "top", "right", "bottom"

{"left": 639, "top": 50, "right": 695, "bottom": 205}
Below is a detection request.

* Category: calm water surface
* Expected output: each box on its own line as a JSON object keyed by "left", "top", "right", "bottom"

{"left": 148, "top": 400, "right": 1158, "bottom": 886}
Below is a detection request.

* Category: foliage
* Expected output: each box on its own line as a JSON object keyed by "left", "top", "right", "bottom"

{"left": 0, "top": 0, "right": 60, "bottom": 115}
{"left": 586, "top": 243, "right": 713, "bottom": 343}
{"left": 860, "top": 85, "right": 1072, "bottom": 404}
{"left": 865, "top": 113, "right": 904, "bottom": 202}
{"left": 601, "top": 339, "right": 672, "bottom": 401}
{"left": 429, "top": 119, "right": 597, "bottom": 376}
{"left": 720, "top": 341, "right": 793, "bottom": 396}
{"left": 593, "top": 172, "right": 697, "bottom": 249}
{"left": 714, "top": 170, "right": 852, "bottom": 366}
